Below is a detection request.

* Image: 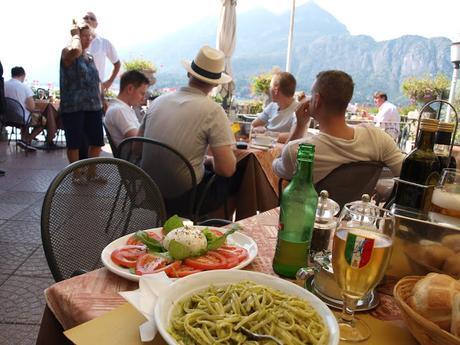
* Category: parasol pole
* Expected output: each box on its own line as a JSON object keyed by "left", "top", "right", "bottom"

{"left": 286, "top": 0, "right": 296, "bottom": 72}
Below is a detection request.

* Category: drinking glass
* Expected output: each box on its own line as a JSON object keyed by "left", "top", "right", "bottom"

{"left": 332, "top": 203, "right": 395, "bottom": 342}
{"left": 431, "top": 168, "right": 460, "bottom": 219}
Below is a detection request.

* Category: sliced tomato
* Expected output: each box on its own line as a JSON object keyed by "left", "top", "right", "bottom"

{"left": 184, "top": 251, "right": 228, "bottom": 270}
{"left": 127, "top": 231, "right": 163, "bottom": 246}
{"left": 135, "top": 253, "right": 168, "bottom": 275}
{"left": 218, "top": 245, "right": 248, "bottom": 263}
{"left": 111, "top": 245, "right": 147, "bottom": 268}
{"left": 165, "top": 262, "right": 204, "bottom": 278}
{"left": 209, "top": 228, "right": 224, "bottom": 237}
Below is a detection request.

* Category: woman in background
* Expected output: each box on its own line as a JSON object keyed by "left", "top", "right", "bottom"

{"left": 60, "top": 19, "right": 104, "bottom": 183}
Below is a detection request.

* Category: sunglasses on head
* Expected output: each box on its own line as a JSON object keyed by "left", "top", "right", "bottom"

{"left": 84, "top": 16, "right": 96, "bottom": 21}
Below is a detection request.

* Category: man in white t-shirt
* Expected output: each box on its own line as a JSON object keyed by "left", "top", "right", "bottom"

{"left": 84, "top": 11, "right": 120, "bottom": 91}
{"left": 139, "top": 45, "right": 236, "bottom": 215}
{"left": 3, "top": 66, "right": 42, "bottom": 152}
{"left": 251, "top": 72, "right": 299, "bottom": 143}
{"left": 104, "top": 70, "right": 149, "bottom": 147}
{"left": 273, "top": 70, "right": 404, "bottom": 183}
{"left": 372, "top": 91, "right": 401, "bottom": 142}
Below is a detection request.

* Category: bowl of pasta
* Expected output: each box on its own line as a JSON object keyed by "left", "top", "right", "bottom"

{"left": 155, "top": 269, "right": 339, "bottom": 345}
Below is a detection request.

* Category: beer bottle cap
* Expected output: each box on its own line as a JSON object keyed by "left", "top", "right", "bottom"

{"left": 420, "top": 118, "right": 439, "bottom": 132}
{"left": 437, "top": 122, "right": 455, "bottom": 133}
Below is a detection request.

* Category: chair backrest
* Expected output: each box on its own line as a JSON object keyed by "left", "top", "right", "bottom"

{"left": 1, "top": 97, "right": 26, "bottom": 126}
{"left": 41, "top": 157, "right": 167, "bottom": 281}
{"left": 102, "top": 122, "right": 119, "bottom": 157}
{"left": 314, "top": 161, "right": 384, "bottom": 209}
{"left": 118, "top": 136, "right": 197, "bottom": 217}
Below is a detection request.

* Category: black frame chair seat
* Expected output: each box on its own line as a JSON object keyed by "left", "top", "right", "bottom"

{"left": 41, "top": 157, "right": 167, "bottom": 281}
{"left": 278, "top": 161, "right": 385, "bottom": 209}
{"left": 118, "top": 136, "right": 229, "bottom": 222}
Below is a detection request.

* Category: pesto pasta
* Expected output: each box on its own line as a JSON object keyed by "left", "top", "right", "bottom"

{"left": 168, "top": 280, "right": 329, "bottom": 345}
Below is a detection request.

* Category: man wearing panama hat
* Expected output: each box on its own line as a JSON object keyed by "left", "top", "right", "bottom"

{"left": 139, "top": 45, "right": 236, "bottom": 215}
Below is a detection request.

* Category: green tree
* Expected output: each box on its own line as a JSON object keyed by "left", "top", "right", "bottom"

{"left": 401, "top": 74, "right": 450, "bottom": 105}
{"left": 122, "top": 58, "right": 157, "bottom": 73}
{"left": 250, "top": 72, "right": 272, "bottom": 96}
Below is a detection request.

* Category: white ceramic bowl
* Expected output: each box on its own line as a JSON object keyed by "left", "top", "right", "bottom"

{"left": 252, "top": 135, "right": 274, "bottom": 147}
{"left": 155, "top": 270, "right": 339, "bottom": 345}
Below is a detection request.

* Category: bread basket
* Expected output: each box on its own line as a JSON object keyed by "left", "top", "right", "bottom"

{"left": 394, "top": 276, "right": 460, "bottom": 345}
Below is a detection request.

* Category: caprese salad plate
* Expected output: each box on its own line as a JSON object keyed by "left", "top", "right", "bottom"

{"left": 101, "top": 216, "right": 258, "bottom": 282}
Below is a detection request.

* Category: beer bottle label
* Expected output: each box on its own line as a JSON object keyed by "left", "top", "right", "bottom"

{"left": 344, "top": 232, "right": 375, "bottom": 269}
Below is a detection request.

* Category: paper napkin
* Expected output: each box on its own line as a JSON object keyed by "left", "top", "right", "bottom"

{"left": 119, "top": 272, "right": 173, "bottom": 342}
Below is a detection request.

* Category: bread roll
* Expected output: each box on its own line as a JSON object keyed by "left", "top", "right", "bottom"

{"left": 442, "top": 234, "right": 460, "bottom": 253}
{"left": 443, "top": 253, "right": 460, "bottom": 278}
{"left": 451, "top": 293, "right": 460, "bottom": 337}
{"left": 404, "top": 243, "right": 454, "bottom": 269}
{"left": 409, "top": 273, "right": 460, "bottom": 331}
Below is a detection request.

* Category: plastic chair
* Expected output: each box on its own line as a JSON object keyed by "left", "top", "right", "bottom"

{"left": 102, "top": 122, "right": 119, "bottom": 157}
{"left": 118, "top": 136, "right": 229, "bottom": 222}
{"left": 41, "top": 157, "right": 167, "bottom": 282}
{"left": 1, "top": 97, "right": 26, "bottom": 143}
{"left": 314, "top": 161, "right": 384, "bottom": 209}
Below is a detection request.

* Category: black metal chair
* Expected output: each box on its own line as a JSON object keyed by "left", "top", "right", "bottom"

{"left": 0, "top": 97, "right": 26, "bottom": 143}
{"left": 41, "top": 157, "right": 167, "bottom": 282}
{"left": 315, "top": 161, "right": 384, "bottom": 209}
{"left": 118, "top": 136, "right": 229, "bottom": 222}
{"left": 102, "top": 122, "right": 119, "bottom": 157}
{"left": 278, "top": 161, "right": 384, "bottom": 209}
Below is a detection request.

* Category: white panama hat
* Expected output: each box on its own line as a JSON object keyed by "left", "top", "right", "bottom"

{"left": 181, "top": 45, "right": 232, "bottom": 85}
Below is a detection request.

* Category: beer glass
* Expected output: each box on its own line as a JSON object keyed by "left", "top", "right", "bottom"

{"left": 431, "top": 168, "right": 460, "bottom": 219}
{"left": 332, "top": 203, "right": 395, "bottom": 341}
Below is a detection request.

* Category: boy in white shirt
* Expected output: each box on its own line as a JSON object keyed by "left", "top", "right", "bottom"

{"left": 104, "top": 70, "right": 149, "bottom": 147}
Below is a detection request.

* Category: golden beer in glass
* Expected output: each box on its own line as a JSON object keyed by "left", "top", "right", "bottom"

{"left": 332, "top": 203, "right": 395, "bottom": 342}
{"left": 431, "top": 169, "right": 460, "bottom": 219}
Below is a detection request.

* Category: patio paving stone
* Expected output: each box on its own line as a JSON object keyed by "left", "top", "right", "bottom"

{"left": 0, "top": 191, "right": 44, "bottom": 206}
{"left": 15, "top": 246, "right": 53, "bottom": 279}
{"left": 0, "top": 220, "right": 41, "bottom": 245}
{"left": 0, "top": 203, "right": 29, "bottom": 220}
{"left": 0, "top": 243, "right": 37, "bottom": 275}
{"left": 0, "top": 140, "right": 114, "bottom": 342}
{"left": 0, "top": 324, "right": 40, "bottom": 345}
{"left": 0, "top": 275, "right": 54, "bottom": 324}
{"left": 10, "top": 201, "right": 44, "bottom": 222}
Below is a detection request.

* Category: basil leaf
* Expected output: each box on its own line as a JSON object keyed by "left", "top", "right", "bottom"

{"left": 206, "top": 224, "right": 242, "bottom": 251}
{"left": 135, "top": 231, "right": 164, "bottom": 252}
{"left": 163, "top": 215, "right": 184, "bottom": 235}
{"left": 202, "top": 227, "right": 218, "bottom": 242}
{"left": 168, "top": 239, "right": 192, "bottom": 260}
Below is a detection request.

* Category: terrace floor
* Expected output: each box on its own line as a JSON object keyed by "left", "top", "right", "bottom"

{"left": 0, "top": 139, "right": 112, "bottom": 345}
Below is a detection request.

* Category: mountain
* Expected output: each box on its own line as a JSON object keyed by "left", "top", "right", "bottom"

{"left": 121, "top": 2, "right": 452, "bottom": 104}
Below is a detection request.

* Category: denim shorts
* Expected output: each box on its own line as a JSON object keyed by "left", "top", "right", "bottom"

{"left": 61, "top": 110, "right": 104, "bottom": 149}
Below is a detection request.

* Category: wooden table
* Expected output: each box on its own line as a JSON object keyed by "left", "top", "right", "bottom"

{"left": 36, "top": 208, "right": 417, "bottom": 345}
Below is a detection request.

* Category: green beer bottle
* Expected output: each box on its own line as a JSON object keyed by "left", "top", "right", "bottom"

{"left": 273, "top": 143, "right": 318, "bottom": 278}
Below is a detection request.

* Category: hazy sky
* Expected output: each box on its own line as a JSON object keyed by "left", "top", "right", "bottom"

{"left": 1, "top": 0, "right": 459, "bottom": 85}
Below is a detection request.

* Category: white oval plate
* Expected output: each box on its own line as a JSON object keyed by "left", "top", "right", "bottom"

{"left": 155, "top": 270, "right": 339, "bottom": 345}
{"left": 101, "top": 226, "right": 258, "bottom": 282}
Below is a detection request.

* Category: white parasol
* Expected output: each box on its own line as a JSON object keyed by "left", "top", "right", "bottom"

{"left": 216, "top": 0, "right": 237, "bottom": 102}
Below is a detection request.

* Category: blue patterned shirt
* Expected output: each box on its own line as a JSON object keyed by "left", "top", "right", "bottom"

{"left": 59, "top": 54, "right": 102, "bottom": 113}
